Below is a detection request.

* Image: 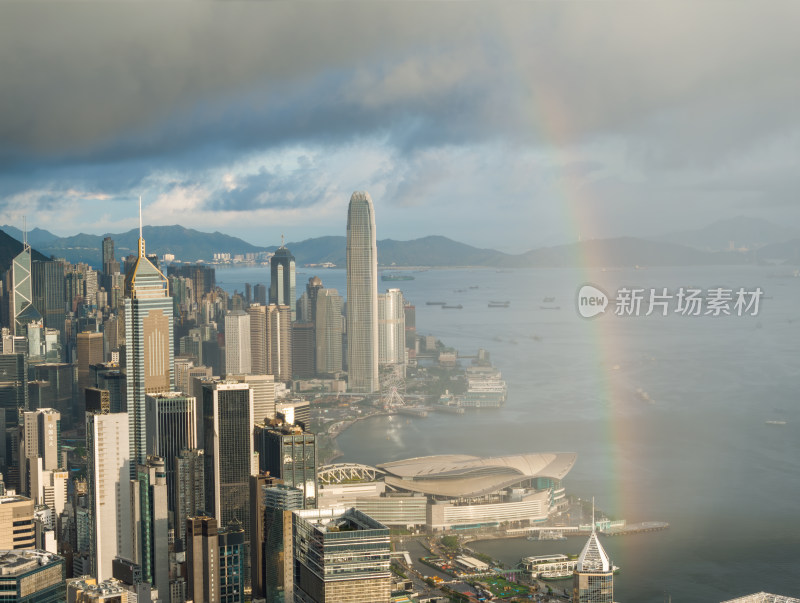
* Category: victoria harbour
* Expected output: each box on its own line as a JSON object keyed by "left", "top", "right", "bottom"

{"left": 219, "top": 264, "right": 800, "bottom": 602}
{"left": 5, "top": 4, "right": 800, "bottom": 599}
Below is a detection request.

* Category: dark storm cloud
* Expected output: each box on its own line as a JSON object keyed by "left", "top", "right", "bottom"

{"left": 3, "top": 2, "right": 798, "bottom": 170}
{"left": 3, "top": 1, "right": 800, "bottom": 240}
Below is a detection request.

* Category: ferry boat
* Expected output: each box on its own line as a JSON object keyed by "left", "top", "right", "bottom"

{"left": 381, "top": 274, "right": 415, "bottom": 281}
{"left": 426, "top": 301, "right": 446, "bottom": 306}
{"left": 488, "top": 301, "right": 510, "bottom": 308}
{"left": 442, "top": 304, "right": 463, "bottom": 309}
{"left": 766, "top": 420, "right": 787, "bottom": 425}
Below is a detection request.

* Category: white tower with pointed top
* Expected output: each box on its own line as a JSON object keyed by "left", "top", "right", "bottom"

{"left": 572, "top": 500, "right": 614, "bottom": 602}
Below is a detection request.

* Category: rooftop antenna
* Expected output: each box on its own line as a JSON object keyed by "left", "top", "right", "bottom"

{"left": 23, "top": 215, "right": 28, "bottom": 250}
{"left": 138, "top": 195, "right": 146, "bottom": 257}
{"left": 591, "top": 497, "right": 595, "bottom": 533}
{"left": 281, "top": 233, "right": 285, "bottom": 247}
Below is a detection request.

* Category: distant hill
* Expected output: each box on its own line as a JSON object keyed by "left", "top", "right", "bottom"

{"left": 0, "top": 225, "right": 61, "bottom": 248}
{"left": 1, "top": 222, "right": 760, "bottom": 270}
{"left": 26, "top": 225, "right": 270, "bottom": 266}
{"left": 657, "top": 216, "right": 798, "bottom": 252}
{"left": 280, "top": 235, "right": 510, "bottom": 268}
{"left": 510, "top": 237, "right": 744, "bottom": 268}
{"left": 0, "top": 229, "right": 50, "bottom": 274}
{"left": 753, "top": 238, "right": 800, "bottom": 264}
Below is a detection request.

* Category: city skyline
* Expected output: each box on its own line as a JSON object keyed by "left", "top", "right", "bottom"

{"left": 2, "top": 3, "right": 800, "bottom": 253}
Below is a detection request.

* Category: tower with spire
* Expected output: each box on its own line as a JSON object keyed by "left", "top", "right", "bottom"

{"left": 5, "top": 216, "right": 42, "bottom": 335}
{"left": 124, "top": 197, "right": 174, "bottom": 474}
{"left": 573, "top": 499, "right": 614, "bottom": 603}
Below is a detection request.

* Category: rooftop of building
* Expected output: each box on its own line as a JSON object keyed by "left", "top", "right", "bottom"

{"left": 295, "top": 507, "right": 388, "bottom": 534}
{"left": 263, "top": 416, "right": 309, "bottom": 435}
{"left": 0, "top": 494, "right": 32, "bottom": 505}
{"left": 0, "top": 550, "right": 61, "bottom": 576}
{"left": 69, "top": 577, "right": 126, "bottom": 595}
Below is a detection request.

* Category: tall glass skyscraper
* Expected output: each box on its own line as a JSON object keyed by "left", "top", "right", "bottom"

{"left": 269, "top": 244, "right": 296, "bottom": 321}
{"left": 5, "top": 242, "right": 42, "bottom": 336}
{"left": 346, "top": 191, "right": 379, "bottom": 393}
{"left": 202, "top": 380, "right": 256, "bottom": 584}
{"left": 125, "top": 204, "right": 174, "bottom": 473}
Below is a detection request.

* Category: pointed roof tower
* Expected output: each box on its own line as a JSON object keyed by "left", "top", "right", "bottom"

{"left": 576, "top": 499, "right": 612, "bottom": 573}
{"left": 124, "top": 196, "right": 168, "bottom": 299}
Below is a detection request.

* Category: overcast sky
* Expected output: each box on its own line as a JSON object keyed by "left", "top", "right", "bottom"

{"left": 1, "top": 2, "right": 799, "bottom": 253}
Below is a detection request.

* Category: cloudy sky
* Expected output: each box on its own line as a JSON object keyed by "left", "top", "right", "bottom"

{"left": 1, "top": 2, "right": 799, "bottom": 253}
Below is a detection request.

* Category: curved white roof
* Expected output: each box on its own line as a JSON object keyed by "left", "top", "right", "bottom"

{"left": 377, "top": 452, "right": 576, "bottom": 498}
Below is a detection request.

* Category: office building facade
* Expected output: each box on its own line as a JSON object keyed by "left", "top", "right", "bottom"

{"left": 292, "top": 507, "right": 391, "bottom": 603}
{"left": 202, "top": 381, "right": 256, "bottom": 572}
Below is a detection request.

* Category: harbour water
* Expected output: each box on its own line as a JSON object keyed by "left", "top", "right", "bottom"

{"left": 218, "top": 264, "right": 800, "bottom": 602}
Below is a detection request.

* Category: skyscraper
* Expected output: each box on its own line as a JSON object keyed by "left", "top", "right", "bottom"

{"left": 77, "top": 331, "right": 104, "bottom": 404}
{"left": 315, "top": 289, "right": 343, "bottom": 376}
{"left": 266, "top": 305, "right": 292, "bottom": 382}
{"left": 258, "top": 418, "right": 317, "bottom": 509}
{"left": 145, "top": 392, "right": 198, "bottom": 515}
{"left": 378, "top": 288, "right": 405, "bottom": 366}
{"left": 202, "top": 380, "right": 256, "bottom": 576}
{"left": 225, "top": 311, "right": 252, "bottom": 376}
{"left": 19, "top": 408, "right": 61, "bottom": 501}
{"left": 346, "top": 191, "right": 379, "bottom": 393}
{"left": 134, "top": 455, "right": 169, "bottom": 594}
{"left": 86, "top": 410, "right": 132, "bottom": 581}
{"left": 269, "top": 243, "right": 296, "bottom": 322}
{"left": 219, "top": 520, "right": 245, "bottom": 603}
{"left": 125, "top": 200, "right": 174, "bottom": 472}
{"left": 254, "top": 480, "right": 304, "bottom": 602}
{"left": 102, "top": 236, "right": 120, "bottom": 290}
{"left": 174, "top": 448, "right": 205, "bottom": 549}
{"left": 32, "top": 260, "right": 66, "bottom": 348}
{"left": 247, "top": 304, "right": 268, "bottom": 375}
{"left": 572, "top": 512, "right": 614, "bottom": 603}
{"left": 292, "top": 507, "right": 391, "bottom": 603}
{"left": 186, "top": 514, "right": 221, "bottom": 603}
{"left": 4, "top": 237, "right": 42, "bottom": 336}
